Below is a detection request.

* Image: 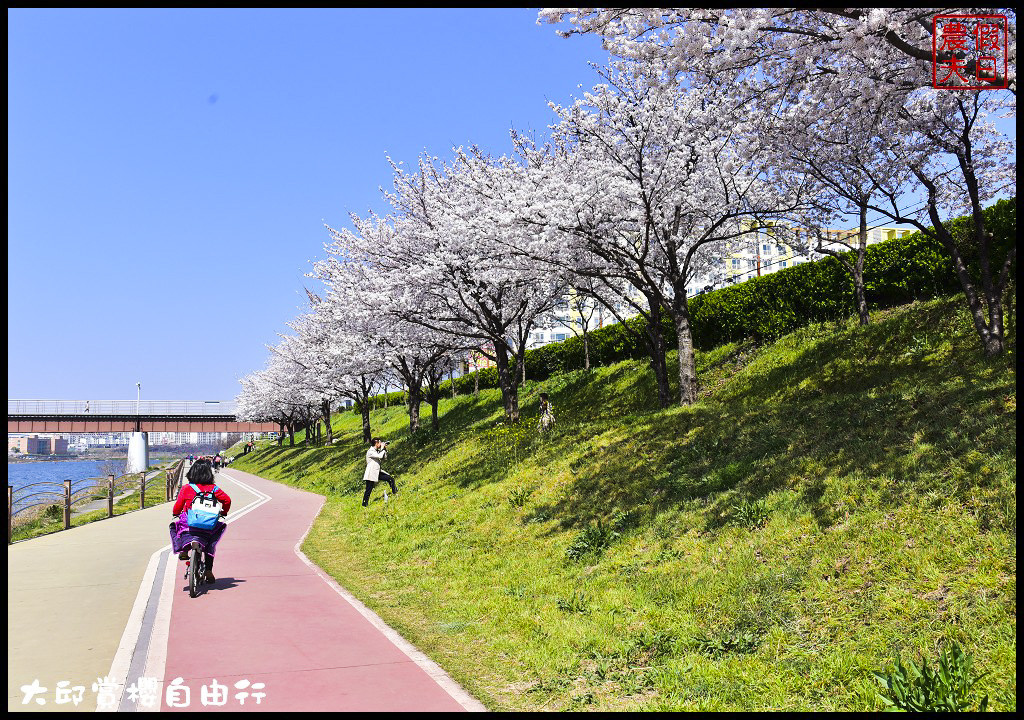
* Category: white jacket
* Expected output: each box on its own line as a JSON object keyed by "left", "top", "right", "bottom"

{"left": 363, "top": 446, "right": 387, "bottom": 482}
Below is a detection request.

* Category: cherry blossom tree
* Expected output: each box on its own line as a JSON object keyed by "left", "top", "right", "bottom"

{"left": 767, "top": 102, "right": 914, "bottom": 326}
{"left": 539, "top": 9, "right": 1015, "bottom": 93}
{"left": 235, "top": 350, "right": 317, "bottom": 447}
{"left": 867, "top": 89, "right": 1016, "bottom": 355}
{"left": 540, "top": 7, "right": 1017, "bottom": 355}
{"left": 325, "top": 253, "right": 462, "bottom": 434}
{"left": 290, "top": 290, "right": 390, "bottom": 444}
{"left": 321, "top": 152, "right": 564, "bottom": 423}
{"left": 521, "top": 61, "right": 806, "bottom": 406}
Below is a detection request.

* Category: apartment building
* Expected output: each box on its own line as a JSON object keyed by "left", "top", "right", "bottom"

{"left": 719, "top": 223, "right": 913, "bottom": 285}
{"left": 9, "top": 435, "right": 69, "bottom": 455}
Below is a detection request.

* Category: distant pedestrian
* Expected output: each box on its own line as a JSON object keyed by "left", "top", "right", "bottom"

{"left": 362, "top": 438, "right": 397, "bottom": 507}
{"left": 538, "top": 393, "right": 555, "bottom": 432}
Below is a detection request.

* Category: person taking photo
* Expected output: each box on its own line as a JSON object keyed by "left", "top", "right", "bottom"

{"left": 362, "top": 437, "right": 398, "bottom": 507}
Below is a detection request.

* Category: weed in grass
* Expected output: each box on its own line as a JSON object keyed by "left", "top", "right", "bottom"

{"left": 556, "top": 590, "right": 590, "bottom": 614}
{"left": 731, "top": 498, "right": 771, "bottom": 529}
{"left": 629, "top": 629, "right": 679, "bottom": 663}
{"left": 569, "top": 691, "right": 596, "bottom": 708}
{"left": 437, "top": 620, "right": 470, "bottom": 634}
{"left": 872, "top": 641, "right": 989, "bottom": 712}
{"left": 527, "top": 676, "right": 571, "bottom": 694}
{"left": 618, "top": 667, "right": 656, "bottom": 695}
{"left": 566, "top": 519, "right": 620, "bottom": 561}
{"left": 587, "top": 654, "right": 615, "bottom": 683}
{"left": 525, "top": 507, "right": 553, "bottom": 524}
{"left": 503, "top": 584, "right": 528, "bottom": 598}
{"left": 508, "top": 485, "right": 532, "bottom": 507}
{"left": 693, "top": 626, "right": 761, "bottom": 657}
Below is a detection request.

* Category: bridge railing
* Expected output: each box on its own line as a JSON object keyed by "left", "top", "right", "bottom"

{"left": 7, "top": 400, "right": 238, "bottom": 416}
{"left": 8, "top": 465, "right": 177, "bottom": 543}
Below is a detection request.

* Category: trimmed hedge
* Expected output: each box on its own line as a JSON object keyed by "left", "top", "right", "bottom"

{"left": 372, "top": 198, "right": 1015, "bottom": 399}
{"left": 689, "top": 197, "right": 1014, "bottom": 348}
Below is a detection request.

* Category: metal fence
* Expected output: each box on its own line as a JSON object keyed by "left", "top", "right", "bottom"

{"left": 7, "top": 460, "right": 184, "bottom": 543}
{"left": 7, "top": 400, "right": 238, "bottom": 416}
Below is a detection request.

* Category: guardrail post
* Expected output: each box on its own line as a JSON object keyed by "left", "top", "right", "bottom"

{"left": 63, "top": 480, "right": 71, "bottom": 530}
{"left": 108, "top": 475, "right": 114, "bottom": 518}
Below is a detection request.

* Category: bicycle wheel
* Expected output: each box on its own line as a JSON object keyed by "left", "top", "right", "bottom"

{"left": 188, "top": 542, "right": 200, "bottom": 597}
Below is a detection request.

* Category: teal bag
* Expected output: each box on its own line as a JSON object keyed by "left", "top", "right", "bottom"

{"left": 186, "top": 483, "right": 222, "bottom": 531}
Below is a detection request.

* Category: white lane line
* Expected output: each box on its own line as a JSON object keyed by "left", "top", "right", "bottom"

{"left": 102, "top": 471, "right": 272, "bottom": 712}
{"left": 292, "top": 497, "right": 488, "bottom": 712}
{"left": 137, "top": 538, "right": 178, "bottom": 713}
{"left": 104, "top": 544, "right": 168, "bottom": 712}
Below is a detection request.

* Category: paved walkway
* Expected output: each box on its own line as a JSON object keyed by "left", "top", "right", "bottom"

{"left": 8, "top": 465, "right": 484, "bottom": 712}
{"left": 160, "top": 468, "right": 479, "bottom": 711}
{"left": 7, "top": 498, "right": 173, "bottom": 711}
{"left": 71, "top": 467, "right": 169, "bottom": 518}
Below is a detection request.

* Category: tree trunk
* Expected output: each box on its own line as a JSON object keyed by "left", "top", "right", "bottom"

{"left": 914, "top": 166, "right": 1010, "bottom": 357}
{"left": 474, "top": 367, "right": 479, "bottom": 397}
{"left": 583, "top": 328, "right": 591, "bottom": 371}
{"left": 360, "top": 404, "right": 372, "bottom": 444}
{"left": 493, "top": 344, "right": 520, "bottom": 422}
{"left": 450, "top": 368, "right": 457, "bottom": 399}
{"left": 672, "top": 295, "right": 699, "bottom": 406}
{"left": 278, "top": 422, "right": 285, "bottom": 447}
{"left": 932, "top": 206, "right": 1005, "bottom": 356}
{"left": 406, "top": 384, "right": 422, "bottom": 434}
{"left": 321, "top": 398, "right": 334, "bottom": 446}
{"left": 287, "top": 423, "right": 295, "bottom": 447}
{"left": 426, "top": 369, "right": 442, "bottom": 432}
{"left": 645, "top": 303, "right": 671, "bottom": 409}
{"left": 854, "top": 204, "right": 870, "bottom": 326}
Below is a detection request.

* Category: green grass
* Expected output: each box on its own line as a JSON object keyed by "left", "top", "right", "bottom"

{"left": 231, "top": 296, "right": 1016, "bottom": 711}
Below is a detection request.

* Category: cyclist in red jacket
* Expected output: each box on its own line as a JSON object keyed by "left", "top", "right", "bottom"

{"left": 171, "top": 460, "right": 231, "bottom": 582}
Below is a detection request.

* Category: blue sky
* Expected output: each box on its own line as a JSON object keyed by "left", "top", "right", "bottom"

{"left": 7, "top": 9, "right": 1015, "bottom": 403}
{"left": 8, "top": 8, "right": 610, "bottom": 401}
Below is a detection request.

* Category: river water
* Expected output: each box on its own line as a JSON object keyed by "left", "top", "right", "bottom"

{"left": 8, "top": 459, "right": 117, "bottom": 514}
{"left": 8, "top": 456, "right": 181, "bottom": 516}
{"left": 8, "top": 459, "right": 115, "bottom": 490}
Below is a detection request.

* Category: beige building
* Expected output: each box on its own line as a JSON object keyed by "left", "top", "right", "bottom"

{"left": 721, "top": 223, "right": 913, "bottom": 284}
{"left": 9, "top": 435, "right": 69, "bottom": 455}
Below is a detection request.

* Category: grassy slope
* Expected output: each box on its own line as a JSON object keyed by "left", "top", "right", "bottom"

{"left": 231, "top": 296, "right": 1016, "bottom": 711}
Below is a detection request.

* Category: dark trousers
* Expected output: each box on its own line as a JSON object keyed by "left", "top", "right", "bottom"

{"left": 362, "top": 471, "right": 397, "bottom": 506}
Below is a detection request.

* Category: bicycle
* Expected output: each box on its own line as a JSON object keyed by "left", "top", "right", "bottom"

{"left": 185, "top": 540, "right": 208, "bottom": 598}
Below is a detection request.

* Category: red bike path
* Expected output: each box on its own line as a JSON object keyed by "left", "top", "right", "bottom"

{"left": 160, "top": 468, "right": 481, "bottom": 712}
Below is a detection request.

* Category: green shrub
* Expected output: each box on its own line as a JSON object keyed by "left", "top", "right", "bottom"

{"left": 873, "top": 641, "right": 989, "bottom": 712}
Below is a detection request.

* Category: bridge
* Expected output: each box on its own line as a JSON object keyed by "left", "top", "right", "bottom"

{"left": 7, "top": 400, "right": 278, "bottom": 434}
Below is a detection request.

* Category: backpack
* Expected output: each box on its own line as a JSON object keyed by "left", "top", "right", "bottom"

{"left": 186, "top": 483, "right": 223, "bottom": 531}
